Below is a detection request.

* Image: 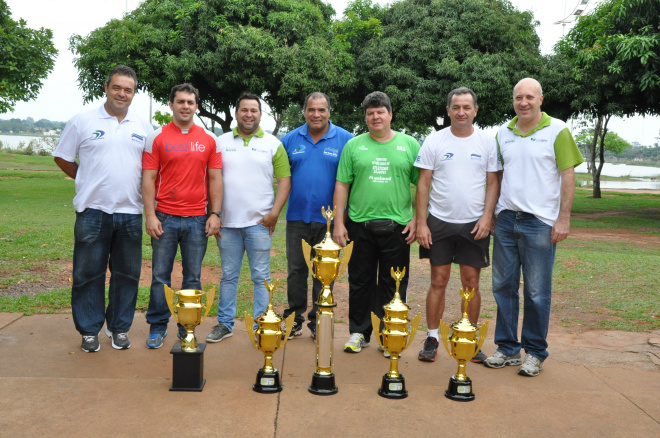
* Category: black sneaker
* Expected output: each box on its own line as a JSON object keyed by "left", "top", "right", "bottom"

{"left": 105, "top": 327, "right": 130, "bottom": 350}
{"left": 418, "top": 336, "right": 439, "bottom": 362}
{"left": 471, "top": 349, "right": 487, "bottom": 363}
{"left": 206, "top": 324, "right": 233, "bottom": 343}
{"left": 81, "top": 335, "right": 100, "bottom": 353}
{"left": 309, "top": 326, "right": 316, "bottom": 340}
{"left": 177, "top": 325, "right": 191, "bottom": 340}
{"left": 288, "top": 321, "right": 303, "bottom": 340}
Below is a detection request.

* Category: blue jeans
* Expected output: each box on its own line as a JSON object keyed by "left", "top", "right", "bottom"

{"left": 283, "top": 220, "right": 330, "bottom": 330}
{"left": 492, "top": 210, "right": 556, "bottom": 361}
{"left": 146, "top": 212, "right": 208, "bottom": 334}
{"left": 216, "top": 225, "right": 271, "bottom": 331}
{"left": 71, "top": 209, "right": 142, "bottom": 335}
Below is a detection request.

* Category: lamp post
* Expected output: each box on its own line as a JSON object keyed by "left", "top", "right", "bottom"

{"left": 554, "top": 0, "right": 591, "bottom": 36}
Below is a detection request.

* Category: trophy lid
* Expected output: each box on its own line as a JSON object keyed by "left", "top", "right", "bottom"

{"left": 313, "top": 206, "right": 343, "bottom": 252}
{"left": 256, "top": 279, "right": 283, "bottom": 324}
{"left": 382, "top": 267, "right": 411, "bottom": 313}
{"left": 450, "top": 288, "right": 479, "bottom": 332}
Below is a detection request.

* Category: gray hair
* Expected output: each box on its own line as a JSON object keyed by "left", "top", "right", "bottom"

{"left": 303, "top": 92, "right": 331, "bottom": 112}
{"left": 447, "top": 87, "right": 478, "bottom": 108}
{"left": 362, "top": 91, "right": 392, "bottom": 114}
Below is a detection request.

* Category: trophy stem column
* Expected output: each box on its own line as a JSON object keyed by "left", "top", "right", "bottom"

{"left": 309, "top": 297, "right": 338, "bottom": 395}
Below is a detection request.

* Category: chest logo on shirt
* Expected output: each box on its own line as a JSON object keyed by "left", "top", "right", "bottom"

{"left": 323, "top": 147, "right": 338, "bottom": 157}
{"left": 530, "top": 137, "right": 548, "bottom": 143}
{"left": 252, "top": 147, "right": 269, "bottom": 154}
{"left": 131, "top": 133, "right": 145, "bottom": 144}
{"left": 441, "top": 153, "right": 454, "bottom": 161}
{"left": 293, "top": 145, "right": 306, "bottom": 155}
{"left": 504, "top": 138, "right": 515, "bottom": 144}
{"left": 90, "top": 130, "right": 105, "bottom": 140}
{"left": 470, "top": 153, "right": 482, "bottom": 160}
{"left": 359, "top": 145, "right": 368, "bottom": 151}
{"left": 166, "top": 142, "right": 206, "bottom": 152}
{"left": 396, "top": 145, "right": 407, "bottom": 152}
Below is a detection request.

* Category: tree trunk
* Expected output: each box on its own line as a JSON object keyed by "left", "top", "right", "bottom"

{"left": 591, "top": 115, "right": 603, "bottom": 198}
{"left": 272, "top": 110, "right": 284, "bottom": 136}
{"left": 198, "top": 106, "right": 232, "bottom": 133}
{"left": 592, "top": 114, "right": 611, "bottom": 199}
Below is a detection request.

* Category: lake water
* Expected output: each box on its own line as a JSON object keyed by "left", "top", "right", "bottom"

{"left": 575, "top": 163, "right": 660, "bottom": 190}
{"left": 0, "top": 134, "right": 58, "bottom": 152}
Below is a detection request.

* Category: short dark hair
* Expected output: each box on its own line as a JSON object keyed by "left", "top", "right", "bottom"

{"left": 362, "top": 91, "right": 392, "bottom": 114}
{"left": 303, "top": 92, "right": 331, "bottom": 112}
{"left": 105, "top": 65, "right": 138, "bottom": 89}
{"left": 446, "top": 87, "right": 478, "bottom": 108}
{"left": 236, "top": 93, "right": 262, "bottom": 112}
{"left": 169, "top": 83, "right": 199, "bottom": 104}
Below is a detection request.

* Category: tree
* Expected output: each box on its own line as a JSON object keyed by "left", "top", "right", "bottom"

{"left": 0, "top": 0, "right": 57, "bottom": 113}
{"left": 575, "top": 128, "right": 631, "bottom": 173}
{"left": 70, "top": 0, "right": 345, "bottom": 134}
{"left": 349, "top": 0, "right": 544, "bottom": 134}
{"left": 555, "top": 0, "right": 660, "bottom": 198}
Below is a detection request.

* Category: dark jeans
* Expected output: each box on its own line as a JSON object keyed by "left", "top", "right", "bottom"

{"left": 146, "top": 212, "right": 208, "bottom": 334}
{"left": 283, "top": 220, "right": 330, "bottom": 330}
{"left": 346, "top": 218, "right": 411, "bottom": 343}
{"left": 71, "top": 209, "right": 142, "bottom": 335}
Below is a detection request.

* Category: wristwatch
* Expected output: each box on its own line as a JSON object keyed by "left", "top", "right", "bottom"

{"left": 211, "top": 211, "right": 221, "bottom": 218}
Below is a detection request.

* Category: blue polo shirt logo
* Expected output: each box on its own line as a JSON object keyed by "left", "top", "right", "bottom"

{"left": 293, "top": 145, "right": 306, "bottom": 154}
{"left": 323, "top": 147, "right": 338, "bottom": 157}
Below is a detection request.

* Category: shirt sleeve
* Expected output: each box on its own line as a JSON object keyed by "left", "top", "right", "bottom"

{"left": 415, "top": 135, "right": 434, "bottom": 170}
{"left": 142, "top": 130, "right": 160, "bottom": 170}
{"left": 272, "top": 144, "right": 291, "bottom": 178}
{"left": 52, "top": 118, "right": 79, "bottom": 162}
{"left": 336, "top": 141, "right": 354, "bottom": 184}
{"left": 554, "top": 127, "right": 584, "bottom": 171}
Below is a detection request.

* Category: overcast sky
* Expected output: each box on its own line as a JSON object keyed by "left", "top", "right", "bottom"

{"left": 3, "top": 0, "right": 658, "bottom": 145}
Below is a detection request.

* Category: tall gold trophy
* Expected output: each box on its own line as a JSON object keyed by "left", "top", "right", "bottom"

{"left": 245, "top": 279, "right": 295, "bottom": 393}
{"left": 439, "top": 288, "right": 489, "bottom": 401}
{"left": 303, "top": 206, "right": 353, "bottom": 395}
{"left": 163, "top": 285, "right": 215, "bottom": 391}
{"left": 371, "top": 267, "right": 421, "bottom": 399}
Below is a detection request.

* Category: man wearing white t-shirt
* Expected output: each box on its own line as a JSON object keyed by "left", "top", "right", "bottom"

{"left": 415, "top": 87, "right": 499, "bottom": 363}
{"left": 53, "top": 65, "right": 154, "bottom": 353}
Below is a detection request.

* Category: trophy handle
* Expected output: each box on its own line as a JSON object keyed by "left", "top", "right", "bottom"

{"left": 244, "top": 311, "right": 258, "bottom": 349}
{"left": 475, "top": 320, "right": 490, "bottom": 357}
{"left": 337, "top": 241, "right": 354, "bottom": 277}
{"left": 301, "top": 240, "right": 314, "bottom": 277}
{"left": 163, "top": 285, "right": 178, "bottom": 324}
{"left": 439, "top": 320, "right": 452, "bottom": 357}
{"left": 370, "top": 312, "right": 385, "bottom": 351}
{"left": 280, "top": 313, "right": 296, "bottom": 348}
{"left": 200, "top": 287, "right": 216, "bottom": 324}
{"left": 406, "top": 312, "right": 422, "bottom": 350}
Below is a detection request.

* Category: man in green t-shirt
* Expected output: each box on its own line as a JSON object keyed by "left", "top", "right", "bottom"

{"left": 333, "top": 91, "right": 419, "bottom": 355}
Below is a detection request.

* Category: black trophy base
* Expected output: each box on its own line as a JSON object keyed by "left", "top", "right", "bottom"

{"left": 445, "top": 376, "right": 475, "bottom": 401}
{"left": 253, "top": 368, "right": 283, "bottom": 393}
{"left": 308, "top": 373, "right": 338, "bottom": 395}
{"left": 170, "top": 342, "right": 206, "bottom": 392}
{"left": 378, "top": 373, "right": 408, "bottom": 399}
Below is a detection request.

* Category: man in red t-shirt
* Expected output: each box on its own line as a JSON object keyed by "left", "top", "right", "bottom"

{"left": 141, "top": 83, "right": 223, "bottom": 349}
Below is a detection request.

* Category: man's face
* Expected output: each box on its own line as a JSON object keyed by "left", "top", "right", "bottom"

{"left": 169, "top": 91, "right": 198, "bottom": 126}
{"left": 365, "top": 106, "right": 392, "bottom": 135}
{"left": 235, "top": 99, "right": 262, "bottom": 135}
{"left": 447, "top": 93, "right": 478, "bottom": 130}
{"left": 513, "top": 80, "right": 543, "bottom": 124}
{"left": 304, "top": 97, "right": 330, "bottom": 133}
{"left": 104, "top": 74, "right": 136, "bottom": 115}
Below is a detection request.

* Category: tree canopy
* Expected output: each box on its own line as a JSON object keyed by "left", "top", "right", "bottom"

{"left": 0, "top": 0, "right": 57, "bottom": 114}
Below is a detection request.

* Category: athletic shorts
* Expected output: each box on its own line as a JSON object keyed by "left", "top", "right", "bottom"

{"left": 418, "top": 214, "right": 490, "bottom": 268}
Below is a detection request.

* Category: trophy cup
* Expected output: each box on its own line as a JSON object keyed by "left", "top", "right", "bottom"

{"left": 245, "top": 279, "right": 295, "bottom": 393}
{"left": 163, "top": 285, "right": 216, "bottom": 391}
{"left": 371, "top": 267, "right": 421, "bottom": 399}
{"left": 439, "top": 287, "right": 489, "bottom": 401}
{"left": 303, "top": 206, "right": 353, "bottom": 395}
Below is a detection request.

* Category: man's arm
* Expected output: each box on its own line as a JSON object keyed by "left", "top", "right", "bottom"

{"left": 142, "top": 169, "right": 163, "bottom": 240}
{"left": 206, "top": 168, "right": 223, "bottom": 237}
{"left": 54, "top": 157, "right": 78, "bottom": 179}
{"left": 552, "top": 167, "right": 576, "bottom": 243}
{"left": 332, "top": 181, "right": 350, "bottom": 247}
{"left": 472, "top": 171, "right": 501, "bottom": 240}
{"left": 415, "top": 169, "right": 433, "bottom": 248}
{"left": 260, "top": 176, "right": 291, "bottom": 236}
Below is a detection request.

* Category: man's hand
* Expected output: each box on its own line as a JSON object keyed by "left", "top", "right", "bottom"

{"left": 417, "top": 222, "right": 432, "bottom": 249}
{"left": 403, "top": 218, "right": 416, "bottom": 244}
{"left": 551, "top": 216, "right": 570, "bottom": 243}
{"left": 258, "top": 210, "right": 279, "bottom": 236}
{"left": 332, "top": 222, "right": 349, "bottom": 248}
{"left": 205, "top": 215, "right": 221, "bottom": 237}
{"left": 145, "top": 215, "right": 163, "bottom": 240}
{"left": 471, "top": 215, "right": 492, "bottom": 240}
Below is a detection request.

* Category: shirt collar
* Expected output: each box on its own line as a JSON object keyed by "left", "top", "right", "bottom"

{"left": 233, "top": 125, "right": 265, "bottom": 139}
{"left": 507, "top": 112, "right": 551, "bottom": 137}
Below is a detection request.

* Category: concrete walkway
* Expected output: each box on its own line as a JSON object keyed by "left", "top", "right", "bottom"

{"left": 1, "top": 312, "right": 659, "bottom": 438}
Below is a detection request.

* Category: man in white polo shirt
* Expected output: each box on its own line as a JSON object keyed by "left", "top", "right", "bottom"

{"left": 484, "top": 78, "right": 583, "bottom": 376}
{"left": 53, "top": 65, "right": 154, "bottom": 353}
{"left": 415, "top": 87, "right": 499, "bottom": 363}
{"left": 206, "top": 93, "right": 291, "bottom": 343}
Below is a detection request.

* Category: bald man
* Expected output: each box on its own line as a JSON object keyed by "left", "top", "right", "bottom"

{"left": 484, "top": 78, "right": 583, "bottom": 376}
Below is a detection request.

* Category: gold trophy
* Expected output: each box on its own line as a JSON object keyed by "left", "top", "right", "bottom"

{"left": 371, "top": 267, "right": 421, "bottom": 399}
{"left": 245, "top": 279, "right": 295, "bottom": 393}
{"left": 163, "top": 285, "right": 215, "bottom": 391}
{"left": 439, "top": 287, "right": 489, "bottom": 401}
{"left": 303, "top": 206, "right": 353, "bottom": 395}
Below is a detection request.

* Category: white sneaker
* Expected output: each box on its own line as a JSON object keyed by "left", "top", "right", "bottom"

{"left": 344, "top": 333, "right": 368, "bottom": 353}
{"left": 518, "top": 354, "right": 543, "bottom": 377}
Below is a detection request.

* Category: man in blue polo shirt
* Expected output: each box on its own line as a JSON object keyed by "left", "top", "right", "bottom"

{"left": 282, "top": 92, "right": 353, "bottom": 340}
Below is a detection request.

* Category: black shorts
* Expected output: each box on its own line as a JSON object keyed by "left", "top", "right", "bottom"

{"left": 418, "top": 214, "right": 490, "bottom": 268}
